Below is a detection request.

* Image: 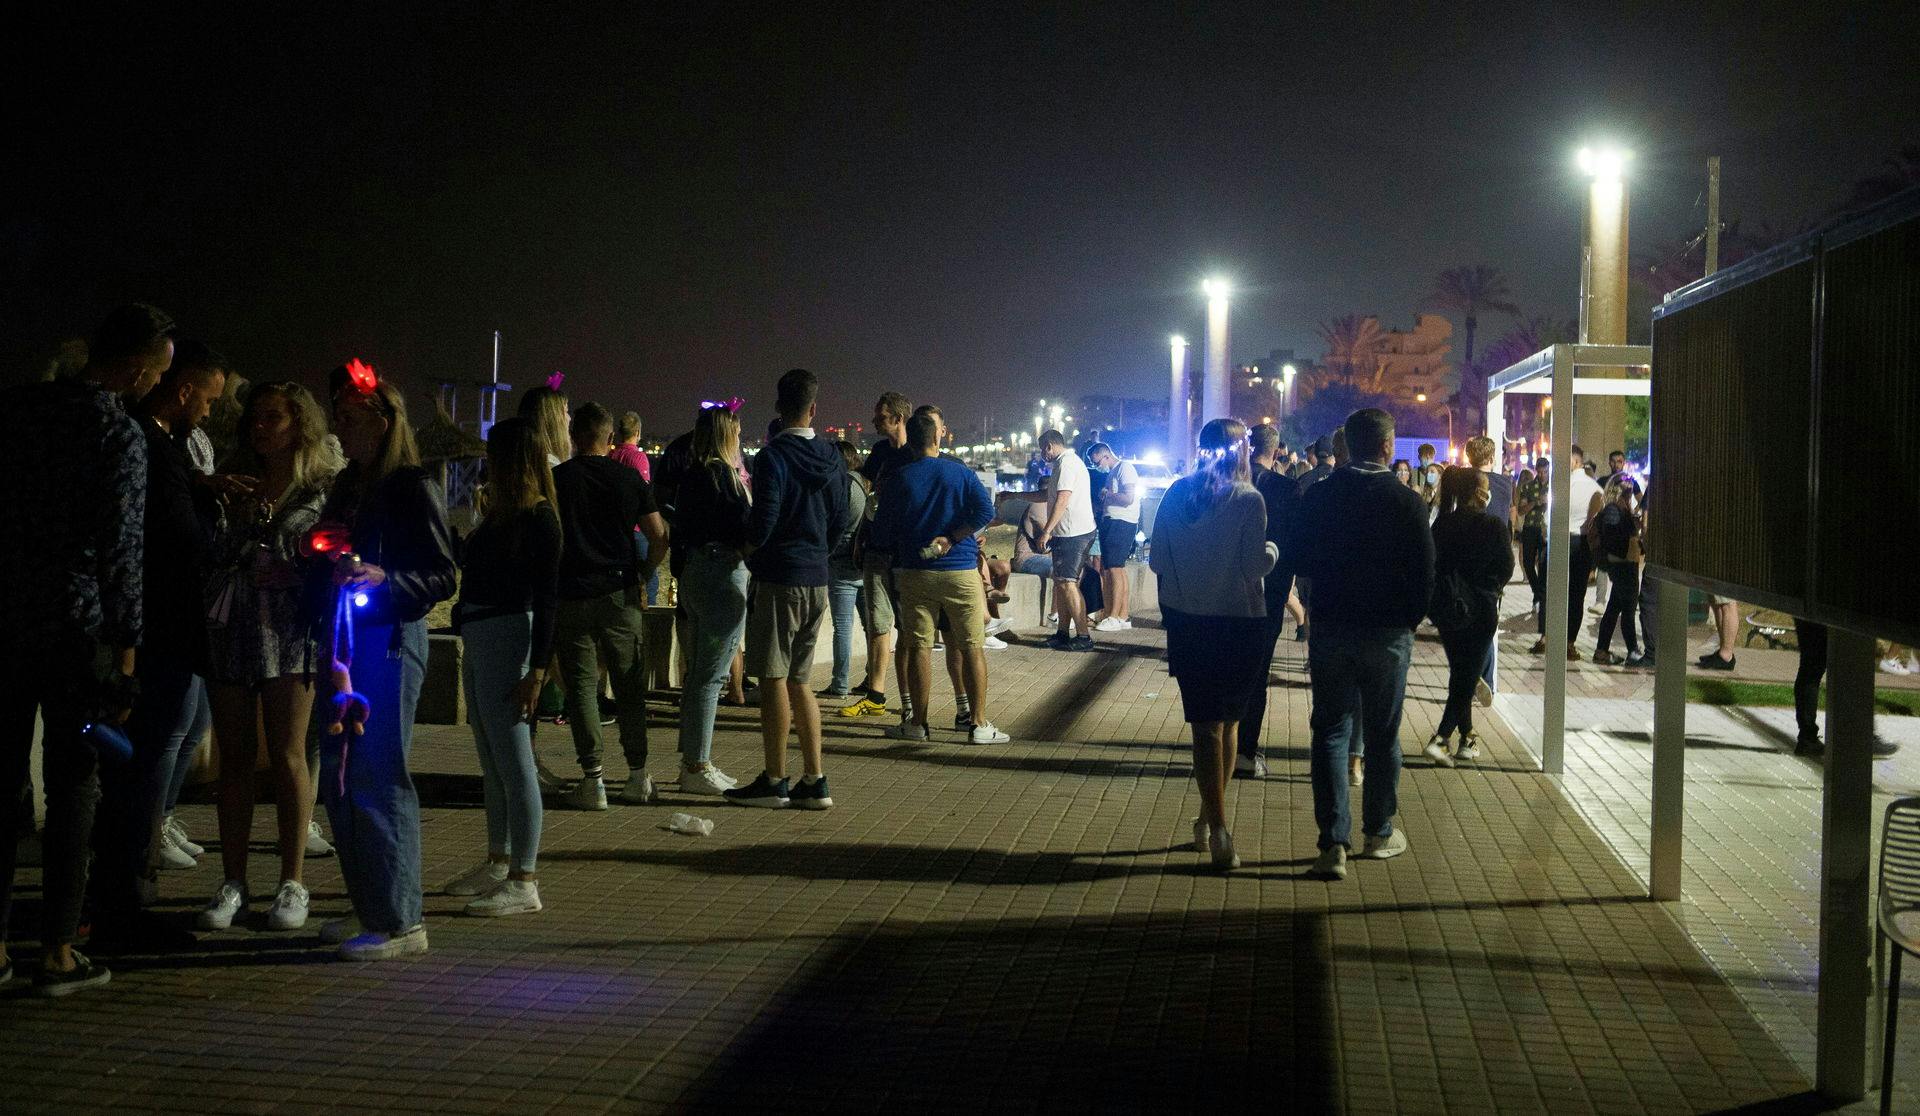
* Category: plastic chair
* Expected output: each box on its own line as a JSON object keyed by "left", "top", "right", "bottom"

{"left": 1876, "top": 797, "right": 1920, "bottom": 1113}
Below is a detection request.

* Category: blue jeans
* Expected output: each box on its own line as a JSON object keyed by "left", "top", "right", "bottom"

{"left": 462, "top": 612, "right": 543, "bottom": 874}
{"left": 635, "top": 529, "right": 660, "bottom": 606}
{"left": 319, "top": 619, "right": 427, "bottom": 934}
{"left": 1307, "top": 623, "right": 1413, "bottom": 850}
{"left": 827, "top": 575, "right": 861, "bottom": 695}
{"left": 95, "top": 662, "right": 203, "bottom": 911}
{"left": 677, "top": 546, "right": 749, "bottom": 767}
{"left": 164, "top": 683, "right": 212, "bottom": 815}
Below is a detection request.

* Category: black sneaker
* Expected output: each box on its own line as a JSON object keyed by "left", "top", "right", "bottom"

{"left": 1044, "top": 632, "right": 1071, "bottom": 651}
{"left": 1876, "top": 738, "right": 1902, "bottom": 758}
{"left": 954, "top": 713, "right": 974, "bottom": 733}
{"left": 33, "top": 952, "right": 111, "bottom": 998}
{"left": 1695, "top": 651, "right": 1736, "bottom": 671}
{"left": 788, "top": 776, "right": 834, "bottom": 810}
{"left": 723, "top": 772, "right": 790, "bottom": 809}
{"left": 1069, "top": 635, "right": 1097, "bottom": 652}
{"left": 1294, "top": 625, "right": 1309, "bottom": 643}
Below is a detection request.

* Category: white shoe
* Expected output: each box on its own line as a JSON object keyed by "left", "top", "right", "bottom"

{"left": 616, "top": 774, "right": 657, "bottom": 806}
{"left": 886, "top": 721, "right": 931, "bottom": 742}
{"left": 164, "top": 815, "right": 204, "bottom": 857}
{"left": 1423, "top": 736, "right": 1455, "bottom": 768}
{"left": 465, "top": 879, "right": 542, "bottom": 917}
{"left": 1349, "top": 760, "right": 1364, "bottom": 788}
{"left": 1456, "top": 734, "right": 1482, "bottom": 761}
{"left": 535, "top": 755, "right": 571, "bottom": 792}
{"left": 679, "top": 765, "right": 736, "bottom": 796}
{"left": 1209, "top": 827, "right": 1240, "bottom": 870}
{"left": 198, "top": 880, "right": 247, "bottom": 931}
{"left": 968, "top": 723, "right": 1010, "bottom": 745}
{"left": 983, "top": 635, "right": 1008, "bottom": 650}
{"left": 1310, "top": 845, "right": 1349, "bottom": 880}
{"left": 319, "top": 917, "right": 361, "bottom": 945}
{"left": 1234, "top": 753, "right": 1268, "bottom": 779}
{"left": 156, "top": 826, "right": 197, "bottom": 870}
{"left": 1882, "top": 657, "right": 1916, "bottom": 676}
{"left": 304, "top": 820, "right": 334, "bottom": 858}
{"left": 1046, "top": 612, "right": 1058, "bottom": 626}
{"left": 1094, "top": 616, "right": 1132, "bottom": 632}
{"left": 267, "top": 880, "right": 309, "bottom": 931}
{"left": 1192, "top": 817, "right": 1210, "bottom": 851}
{"left": 1359, "top": 828, "right": 1409, "bottom": 860}
{"left": 983, "top": 617, "right": 1014, "bottom": 637}
{"left": 443, "top": 861, "right": 508, "bottom": 897}
{"left": 570, "top": 776, "right": 609, "bottom": 811}
{"left": 1474, "top": 677, "right": 1494, "bottom": 707}
{"left": 339, "top": 925, "right": 429, "bottom": 961}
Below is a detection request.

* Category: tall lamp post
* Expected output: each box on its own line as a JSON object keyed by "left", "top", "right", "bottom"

{"left": 1576, "top": 144, "right": 1632, "bottom": 458}
{"left": 1201, "top": 278, "right": 1231, "bottom": 425}
{"left": 1169, "top": 335, "right": 1191, "bottom": 467}
{"left": 1416, "top": 392, "right": 1455, "bottom": 454}
{"left": 1279, "top": 362, "right": 1297, "bottom": 423}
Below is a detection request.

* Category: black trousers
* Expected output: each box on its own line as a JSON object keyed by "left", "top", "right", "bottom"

{"left": 1521, "top": 525, "right": 1547, "bottom": 633}
{"left": 1794, "top": 618, "right": 1826, "bottom": 744}
{"left": 1595, "top": 560, "right": 1641, "bottom": 656}
{"left": 0, "top": 641, "right": 106, "bottom": 950}
{"left": 1239, "top": 575, "right": 1294, "bottom": 759}
{"left": 1438, "top": 626, "right": 1495, "bottom": 739}
{"left": 1562, "top": 534, "right": 1594, "bottom": 644}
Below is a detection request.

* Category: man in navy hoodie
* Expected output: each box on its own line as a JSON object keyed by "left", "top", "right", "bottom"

{"left": 1295, "top": 408, "right": 1435, "bottom": 881}
{"left": 726, "top": 369, "right": 850, "bottom": 810}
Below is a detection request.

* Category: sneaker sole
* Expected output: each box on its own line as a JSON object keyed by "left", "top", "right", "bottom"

{"left": 679, "top": 784, "right": 731, "bottom": 796}
{"left": 789, "top": 797, "right": 834, "bottom": 810}
{"left": 725, "top": 797, "right": 790, "bottom": 809}
{"left": 267, "top": 913, "right": 310, "bottom": 931}
{"left": 34, "top": 970, "right": 111, "bottom": 998}
{"left": 466, "top": 901, "right": 542, "bottom": 917}
{"left": 1358, "top": 843, "right": 1408, "bottom": 860}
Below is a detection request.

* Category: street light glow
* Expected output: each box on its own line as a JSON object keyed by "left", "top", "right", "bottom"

{"left": 1170, "top": 335, "right": 1187, "bottom": 349}
{"left": 1416, "top": 392, "right": 1428, "bottom": 402}
{"left": 1281, "top": 363, "right": 1296, "bottom": 377}
{"left": 1202, "top": 277, "right": 1229, "bottom": 301}
{"left": 1577, "top": 145, "right": 1631, "bottom": 181}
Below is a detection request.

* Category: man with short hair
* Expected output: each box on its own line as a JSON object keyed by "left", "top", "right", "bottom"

{"left": 552, "top": 402, "right": 670, "bottom": 808}
{"left": 608, "top": 411, "right": 659, "bottom": 605}
{"left": 1295, "top": 435, "right": 1335, "bottom": 495}
{"left": 839, "top": 391, "right": 913, "bottom": 719}
{"left": 874, "top": 413, "right": 1007, "bottom": 744}
{"left": 1035, "top": 429, "right": 1098, "bottom": 651}
{"left": 1297, "top": 408, "right": 1434, "bottom": 881}
{"left": 1088, "top": 443, "right": 1139, "bottom": 631}
{"left": 0, "top": 302, "right": 171, "bottom": 995}
{"left": 1237, "top": 424, "right": 1302, "bottom": 778}
{"left": 727, "top": 369, "right": 850, "bottom": 810}
{"left": 1413, "top": 444, "right": 1437, "bottom": 496}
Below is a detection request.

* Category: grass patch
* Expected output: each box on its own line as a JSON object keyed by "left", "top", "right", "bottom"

{"left": 1689, "top": 678, "right": 1918, "bottom": 716}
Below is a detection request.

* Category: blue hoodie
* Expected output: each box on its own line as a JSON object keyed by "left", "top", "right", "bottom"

{"left": 747, "top": 429, "right": 849, "bottom": 587}
{"left": 875, "top": 454, "right": 995, "bottom": 571}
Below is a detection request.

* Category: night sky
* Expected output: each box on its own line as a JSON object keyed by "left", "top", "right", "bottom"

{"left": 12, "top": 2, "right": 1916, "bottom": 438}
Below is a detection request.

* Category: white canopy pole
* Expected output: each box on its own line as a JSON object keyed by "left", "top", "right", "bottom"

{"left": 1541, "top": 346, "right": 1573, "bottom": 773}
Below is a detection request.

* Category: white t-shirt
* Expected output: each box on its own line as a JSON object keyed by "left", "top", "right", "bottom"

{"left": 1104, "top": 461, "right": 1142, "bottom": 525}
{"left": 1566, "top": 470, "right": 1604, "bottom": 534}
{"left": 1047, "top": 450, "right": 1097, "bottom": 537}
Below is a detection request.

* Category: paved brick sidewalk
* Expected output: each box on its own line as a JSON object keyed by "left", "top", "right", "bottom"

{"left": 0, "top": 614, "right": 1871, "bottom": 1113}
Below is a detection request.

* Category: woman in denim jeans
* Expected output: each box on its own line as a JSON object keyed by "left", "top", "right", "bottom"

{"left": 313, "top": 371, "right": 456, "bottom": 960}
{"left": 671, "top": 404, "right": 752, "bottom": 796}
{"left": 822, "top": 440, "right": 869, "bottom": 699}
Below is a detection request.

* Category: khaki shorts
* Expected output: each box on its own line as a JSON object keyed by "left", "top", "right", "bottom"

{"left": 860, "top": 553, "right": 898, "bottom": 636}
{"left": 745, "top": 582, "right": 829, "bottom": 681}
{"left": 895, "top": 569, "right": 987, "bottom": 651}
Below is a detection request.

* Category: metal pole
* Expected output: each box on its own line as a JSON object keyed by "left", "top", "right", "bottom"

{"left": 1542, "top": 347, "right": 1573, "bottom": 772}
{"left": 1204, "top": 295, "right": 1230, "bottom": 424}
{"left": 1168, "top": 338, "right": 1190, "bottom": 467}
{"left": 1705, "top": 158, "right": 1721, "bottom": 277}
{"left": 1816, "top": 627, "right": 1877, "bottom": 1101}
{"left": 1649, "top": 576, "right": 1688, "bottom": 899}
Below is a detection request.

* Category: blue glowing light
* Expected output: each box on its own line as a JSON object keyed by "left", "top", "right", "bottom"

{"left": 353, "top": 592, "right": 369, "bottom": 608}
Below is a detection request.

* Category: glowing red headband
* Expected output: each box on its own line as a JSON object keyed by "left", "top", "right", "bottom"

{"left": 344, "top": 358, "right": 379, "bottom": 396}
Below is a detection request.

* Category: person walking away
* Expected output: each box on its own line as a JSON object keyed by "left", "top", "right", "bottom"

{"left": 1235, "top": 424, "right": 1301, "bottom": 779}
{"left": 1296, "top": 408, "right": 1434, "bottom": 881}
{"left": 671, "top": 403, "right": 753, "bottom": 795}
{"left": 1792, "top": 619, "right": 1900, "bottom": 758}
{"left": 0, "top": 303, "right": 170, "bottom": 996}
{"left": 821, "top": 440, "right": 868, "bottom": 700}
{"left": 313, "top": 369, "right": 456, "bottom": 961}
{"left": 1589, "top": 481, "right": 1644, "bottom": 666}
{"left": 873, "top": 413, "right": 1006, "bottom": 744}
{"left": 1466, "top": 435, "right": 1512, "bottom": 704}
{"left": 840, "top": 391, "right": 913, "bottom": 719}
{"left": 1424, "top": 467, "right": 1513, "bottom": 766}
{"left": 1555, "top": 445, "right": 1604, "bottom": 660}
{"left": 1151, "top": 419, "right": 1276, "bottom": 871}
{"left": 609, "top": 411, "right": 660, "bottom": 604}
{"left": 550, "top": 403, "right": 669, "bottom": 809}
{"left": 725, "top": 369, "right": 850, "bottom": 810}
{"left": 445, "top": 418, "right": 561, "bottom": 917}
{"left": 1089, "top": 443, "right": 1140, "bottom": 631}
{"left": 1517, "top": 457, "right": 1550, "bottom": 650}
{"left": 1035, "top": 429, "right": 1098, "bottom": 651}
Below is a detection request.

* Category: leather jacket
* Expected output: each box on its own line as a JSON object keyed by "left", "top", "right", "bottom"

{"left": 312, "top": 464, "right": 457, "bottom": 628}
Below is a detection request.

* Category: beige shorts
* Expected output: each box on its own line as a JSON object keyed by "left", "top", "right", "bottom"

{"left": 744, "top": 582, "right": 829, "bottom": 681}
{"left": 895, "top": 569, "right": 987, "bottom": 651}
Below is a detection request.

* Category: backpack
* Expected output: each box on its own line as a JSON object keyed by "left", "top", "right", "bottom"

{"left": 1428, "top": 563, "right": 1474, "bottom": 632}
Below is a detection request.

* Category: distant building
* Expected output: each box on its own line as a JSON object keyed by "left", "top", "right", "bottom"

{"left": 1232, "top": 349, "right": 1307, "bottom": 427}
{"left": 1075, "top": 394, "right": 1167, "bottom": 437}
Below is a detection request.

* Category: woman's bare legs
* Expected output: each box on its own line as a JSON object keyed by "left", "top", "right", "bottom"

{"left": 260, "top": 675, "right": 314, "bottom": 884}
{"left": 209, "top": 682, "right": 260, "bottom": 886}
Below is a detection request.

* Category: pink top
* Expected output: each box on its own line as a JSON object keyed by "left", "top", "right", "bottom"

{"left": 608, "top": 443, "right": 652, "bottom": 484}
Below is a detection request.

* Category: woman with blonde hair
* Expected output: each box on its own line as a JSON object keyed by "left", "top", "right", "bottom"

{"left": 198, "top": 382, "right": 345, "bottom": 934}
{"left": 518, "top": 384, "right": 571, "bottom": 467}
{"left": 670, "top": 401, "right": 752, "bottom": 794}
{"left": 443, "top": 417, "right": 561, "bottom": 916}
{"left": 311, "top": 368, "right": 456, "bottom": 959}
{"left": 1150, "top": 418, "right": 1277, "bottom": 870}
{"left": 1425, "top": 466, "right": 1513, "bottom": 765}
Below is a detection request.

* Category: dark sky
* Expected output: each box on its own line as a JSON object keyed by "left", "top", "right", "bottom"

{"left": 12, "top": 2, "right": 1916, "bottom": 438}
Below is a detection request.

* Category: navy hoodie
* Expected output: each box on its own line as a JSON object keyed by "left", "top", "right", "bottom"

{"left": 1295, "top": 462, "right": 1435, "bottom": 630}
{"left": 747, "top": 429, "right": 849, "bottom": 587}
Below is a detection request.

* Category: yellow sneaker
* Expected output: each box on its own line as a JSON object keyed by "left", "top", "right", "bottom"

{"left": 839, "top": 697, "right": 887, "bottom": 718}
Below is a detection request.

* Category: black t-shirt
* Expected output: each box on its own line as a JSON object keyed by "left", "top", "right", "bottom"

{"left": 552, "top": 454, "right": 659, "bottom": 600}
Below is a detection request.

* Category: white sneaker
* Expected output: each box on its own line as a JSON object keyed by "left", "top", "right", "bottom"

{"left": 1310, "top": 845, "right": 1348, "bottom": 880}
{"left": 156, "top": 826, "right": 197, "bottom": 870}
{"left": 267, "top": 880, "right": 309, "bottom": 930}
{"left": 443, "top": 861, "right": 508, "bottom": 897}
{"left": 983, "top": 617, "right": 1014, "bottom": 637}
{"left": 1456, "top": 734, "right": 1482, "bottom": 761}
{"left": 1234, "top": 753, "right": 1268, "bottom": 779}
{"left": 465, "top": 879, "right": 542, "bottom": 917}
{"left": 1094, "top": 616, "right": 1132, "bottom": 632}
{"left": 1474, "top": 677, "right": 1494, "bottom": 707}
{"left": 1423, "top": 736, "right": 1455, "bottom": 768}
{"left": 982, "top": 635, "right": 1008, "bottom": 650}
{"left": 1349, "top": 760, "right": 1364, "bottom": 788}
{"left": 1359, "top": 828, "right": 1409, "bottom": 860}
{"left": 198, "top": 880, "right": 247, "bottom": 930}
{"left": 570, "top": 776, "right": 609, "bottom": 811}
{"left": 1882, "top": 657, "right": 1916, "bottom": 676}
{"left": 616, "top": 774, "right": 657, "bottom": 806}
{"left": 1209, "top": 827, "right": 1240, "bottom": 870}
{"left": 968, "top": 723, "right": 1011, "bottom": 745}
{"left": 1045, "top": 612, "right": 1058, "bottom": 626}
{"left": 535, "top": 756, "right": 571, "bottom": 792}
{"left": 165, "top": 815, "right": 204, "bottom": 857}
{"left": 304, "top": 820, "right": 334, "bottom": 858}
{"left": 339, "top": 925, "right": 429, "bottom": 961}
{"left": 886, "top": 721, "right": 931, "bottom": 742}
{"left": 319, "top": 917, "right": 361, "bottom": 945}
{"left": 1192, "top": 817, "right": 1210, "bottom": 851}
{"left": 679, "top": 765, "right": 736, "bottom": 796}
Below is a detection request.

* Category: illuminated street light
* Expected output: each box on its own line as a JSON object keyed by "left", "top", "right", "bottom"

{"left": 1169, "top": 334, "right": 1191, "bottom": 466}
{"left": 1201, "top": 278, "right": 1231, "bottom": 423}
{"left": 1576, "top": 145, "right": 1632, "bottom": 183}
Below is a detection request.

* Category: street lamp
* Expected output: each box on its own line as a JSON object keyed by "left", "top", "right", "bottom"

{"left": 1415, "top": 392, "right": 1455, "bottom": 449}
{"left": 1576, "top": 142, "right": 1632, "bottom": 456}
{"left": 1169, "top": 334, "right": 1191, "bottom": 467}
{"left": 1279, "top": 362, "right": 1297, "bottom": 421}
{"left": 1201, "top": 278, "right": 1231, "bottom": 424}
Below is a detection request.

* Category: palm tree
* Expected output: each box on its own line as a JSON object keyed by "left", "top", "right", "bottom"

{"left": 1428, "top": 265, "right": 1521, "bottom": 365}
{"left": 1316, "top": 314, "right": 1385, "bottom": 388}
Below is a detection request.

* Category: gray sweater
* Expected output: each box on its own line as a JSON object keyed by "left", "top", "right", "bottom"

{"left": 1149, "top": 478, "right": 1278, "bottom": 618}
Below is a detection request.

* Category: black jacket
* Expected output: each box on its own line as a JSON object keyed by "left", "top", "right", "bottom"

{"left": 1429, "top": 508, "right": 1515, "bottom": 634}
{"left": 1296, "top": 463, "right": 1435, "bottom": 630}
{"left": 313, "top": 464, "right": 457, "bottom": 628}
{"left": 139, "top": 416, "right": 216, "bottom": 669}
{"left": 1251, "top": 461, "right": 1301, "bottom": 613}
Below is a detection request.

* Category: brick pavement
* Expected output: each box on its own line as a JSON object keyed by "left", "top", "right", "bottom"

{"left": 0, "top": 611, "right": 1885, "bottom": 1113}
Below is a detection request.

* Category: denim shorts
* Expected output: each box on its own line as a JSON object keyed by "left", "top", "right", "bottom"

{"left": 1049, "top": 531, "right": 1096, "bottom": 582}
